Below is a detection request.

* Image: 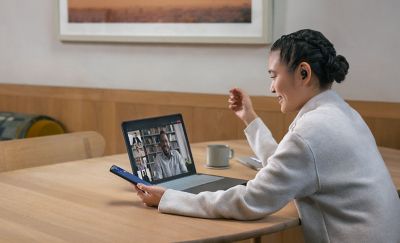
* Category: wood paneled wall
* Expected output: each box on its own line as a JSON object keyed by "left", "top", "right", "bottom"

{"left": 0, "top": 83, "right": 399, "bottom": 155}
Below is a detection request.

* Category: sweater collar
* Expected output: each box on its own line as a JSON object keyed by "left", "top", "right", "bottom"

{"left": 289, "top": 89, "right": 342, "bottom": 131}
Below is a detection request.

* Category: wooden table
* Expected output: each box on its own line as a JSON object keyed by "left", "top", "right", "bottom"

{"left": 0, "top": 140, "right": 398, "bottom": 242}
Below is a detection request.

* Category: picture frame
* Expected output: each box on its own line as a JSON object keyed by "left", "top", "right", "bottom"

{"left": 58, "top": 0, "right": 273, "bottom": 44}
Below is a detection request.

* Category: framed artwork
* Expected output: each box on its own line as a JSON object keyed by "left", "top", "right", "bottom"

{"left": 58, "top": 0, "right": 272, "bottom": 44}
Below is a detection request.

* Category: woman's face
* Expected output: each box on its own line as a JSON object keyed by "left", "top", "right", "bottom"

{"left": 268, "top": 51, "right": 309, "bottom": 113}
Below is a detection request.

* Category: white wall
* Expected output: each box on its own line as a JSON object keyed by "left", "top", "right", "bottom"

{"left": 0, "top": 0, "right": 399, "bottom": 102}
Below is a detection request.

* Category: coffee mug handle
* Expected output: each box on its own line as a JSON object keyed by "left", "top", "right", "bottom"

{"left": 229, "top": 148, "right": 234, "bottom": 159}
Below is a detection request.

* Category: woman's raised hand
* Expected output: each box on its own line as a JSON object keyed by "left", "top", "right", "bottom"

{"left": 228, "top": 88, "right": 258, "bottom": 125}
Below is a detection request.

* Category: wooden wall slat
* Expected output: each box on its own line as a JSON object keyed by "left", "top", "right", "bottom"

{"left": 257, "top": 111, "right": 287, "bottom": 141}
{"left": 348, "top": 100, "right": 400, "bottom": 119}
{"left": 192, "top": 107, "right": 240, "bottom": 142}
{"left": 0, "top": 83, "right": 398, "bottom": 154}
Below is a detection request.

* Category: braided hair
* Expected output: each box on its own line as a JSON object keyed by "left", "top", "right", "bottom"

{"left": 271, "top": 29, "right": 349, "bottom": 88}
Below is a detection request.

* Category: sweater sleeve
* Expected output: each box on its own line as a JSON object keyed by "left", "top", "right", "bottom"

{"left": 158, "top": 132, "right": 319, "bottom": 220}
{"left": 244, "top": 117, "right": 278, "bottom": 166}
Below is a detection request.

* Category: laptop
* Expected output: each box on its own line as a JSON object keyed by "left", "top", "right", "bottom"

{"left": 121, "top": 113, "right": 247, "bottom": 194}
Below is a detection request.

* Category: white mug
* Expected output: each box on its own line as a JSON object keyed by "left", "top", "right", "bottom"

{"left": 206, "top": 144, "right": 234, "bottom": 167}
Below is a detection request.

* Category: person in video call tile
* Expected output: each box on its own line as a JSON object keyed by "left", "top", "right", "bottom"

{"left": 134, "top": 29, "right": 400, "bottom": 243}
{"left": 132, "top": 143, "right": 145, "bottom": 158}
{"left": 132, "top": 132, "right": 142, "bottom": 147}
{"left": 153, "top": 131, "right": 188, "bottom": 180}
{"left": 136, "top": 157, "right": 150, "bottom": 182}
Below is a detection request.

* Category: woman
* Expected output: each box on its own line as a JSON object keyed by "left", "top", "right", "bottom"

{"left": 134, "top": 29, "right": 400, "bottom": 243}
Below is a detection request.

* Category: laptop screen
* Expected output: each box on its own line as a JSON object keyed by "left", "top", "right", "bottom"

{"left": 122, "top": 114, "right": 196, "bottom": 183}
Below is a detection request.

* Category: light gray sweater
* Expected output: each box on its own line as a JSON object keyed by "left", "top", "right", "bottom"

{"left": 158, "top": 90, "right": 400, "bottom": 243}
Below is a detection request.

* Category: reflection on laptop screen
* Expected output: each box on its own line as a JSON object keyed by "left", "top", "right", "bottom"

{"left": 124, "top": 116, "right": 194, "bottom": 183}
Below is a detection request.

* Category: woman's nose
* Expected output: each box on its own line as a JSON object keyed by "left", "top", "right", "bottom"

{"left": 270, "top": 82, "right": 276, "bottom": 93}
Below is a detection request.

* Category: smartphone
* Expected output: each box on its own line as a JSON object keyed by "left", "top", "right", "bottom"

{"left": 110, "top": 165, "right": 152, "bottom": 186}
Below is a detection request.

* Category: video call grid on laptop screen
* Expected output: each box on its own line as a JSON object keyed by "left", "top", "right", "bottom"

{"left": 122, "top": 114, "right": 196, "bottom": 183}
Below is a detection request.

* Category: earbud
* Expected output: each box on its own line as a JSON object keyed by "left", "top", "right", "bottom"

{"left": 301, "top": 69, "right": 307, "bottom": 79}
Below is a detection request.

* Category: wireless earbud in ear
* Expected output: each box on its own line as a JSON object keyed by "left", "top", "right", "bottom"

{"left": 301, "top": 69, "right": 307, "bottom": 79}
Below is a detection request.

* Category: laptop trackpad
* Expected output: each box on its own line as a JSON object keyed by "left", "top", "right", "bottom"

{"left": 185, "top": 177, "right": 247, "bottom": 194}
{"left": 158, "top": 174, "right": 223, "bottom": 191}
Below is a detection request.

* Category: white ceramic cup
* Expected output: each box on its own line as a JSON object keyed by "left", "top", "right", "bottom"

{"left": 206, "top": 144, "right": 234, "bottom": 167}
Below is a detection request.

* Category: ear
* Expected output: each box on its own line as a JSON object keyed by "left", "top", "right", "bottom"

{"left": 296, "top": 62, "right": 312, "bottom": 86}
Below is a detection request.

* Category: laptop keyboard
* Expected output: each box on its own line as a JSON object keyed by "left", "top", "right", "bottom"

{"left": 158, "top": 174, "right": 223, "bottom": 191}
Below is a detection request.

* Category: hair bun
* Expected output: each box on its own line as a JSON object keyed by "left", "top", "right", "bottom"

{"left": 326, "top": 55, "right": 349, "bottom": 83}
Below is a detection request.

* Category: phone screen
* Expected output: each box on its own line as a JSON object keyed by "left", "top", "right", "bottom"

{"left": 110, "top": 165, "right": 152, "bottom": 186}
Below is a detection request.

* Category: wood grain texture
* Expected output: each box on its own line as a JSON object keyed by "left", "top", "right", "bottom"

{"left": 379, "top": 147, "right": 400, "bottom": 187}
{"left": 0, "top": 131, "right": 105, "bottom": 172}
{"left": 0, "top": 83, "right": 399, "bottom": 155}
{"left": 0, "top": 140, "right": 301, "bottom": 243}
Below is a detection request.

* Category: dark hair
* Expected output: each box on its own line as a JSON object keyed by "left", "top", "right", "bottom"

{"left": 159, "top": 130, "right": 167, "bottom": 140}
{"left": 271, "top": 29, "right": 349, "bottom": 88}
